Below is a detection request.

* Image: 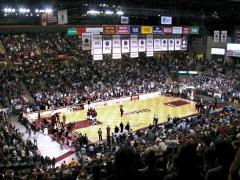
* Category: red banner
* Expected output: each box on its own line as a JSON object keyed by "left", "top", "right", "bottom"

{"left": 163, "top": 26, "right": 172, "bottom": 34}
{"left": 77, "top": 27, "right": 86, "bottom": 35}
{"left": 116, "top": 25, "right": 130, "bottom": 34}
{"left": 182, "top": 27, "right": 190, "bottom": 35}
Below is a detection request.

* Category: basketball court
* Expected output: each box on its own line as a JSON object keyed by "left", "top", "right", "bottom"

{"left": 58, "top": 95, "right": 197, "bottom": 142}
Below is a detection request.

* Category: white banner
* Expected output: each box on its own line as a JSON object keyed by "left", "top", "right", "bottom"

{"left": 130, "top": 35, "right": 138, "bottom": 53}
{"left": 121, "top": 38, "right": 130, "bottom": 53}
{"left": 168, "top": 39, "right": 175, "bottom": 51}
{"left": 146, "top": 35, "right": 154, "bottom": 52}
{"left": 112, "top": 35, "right": 121, "bottom": 54}
{"left": 161, "top": 39, "right": 168, "bottom": 51}
{"left": 146, "top": 51, "right": 154, "bottom": 57}
{"left": 161, "top": 16, "right": 172, "bottom": 25}
{"left": 139, "top": 38, "right": 146, "bottom": 52}
{"left": 172, "top": 27, "right": 182, "bottom": 34}
{"left": 92, "top": 34, "right": 102, "bottom": 55}
{"left": 221, "top": 30, "right": 227, "bottom": 43}
{"left": 214, "top": 30, "right": 220, "bottom": 42}
{"left": 82, "top": 33, "right": 91, "bottom": 50}
{"left": 154, "top": 38, "right": 162, "bottom": 51}
{"left": 103, "top": 36, "right": 112, "bottom": 54}
{"left": 93, "top": 54, "right": 103, "bottom": 60}
{"left": 58, "top": 10, "right": 68, "bottom": 24}
{"left": 181, "top": 37, "right": 188, "bottom": 51}
{"left": 112, "top": 53, "right": 121, "bottom": 59}
{"left": 174, "top": 38, "right": 181, "bottom": 51}
{"left": 130, "top": 52, "right": 139, "bottom": 58}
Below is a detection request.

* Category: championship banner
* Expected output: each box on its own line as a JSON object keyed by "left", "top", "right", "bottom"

{"left": 82, "top": 33, "right": 91, "bottom": 50}
{"left": 121, "top": 37, "right": 130, "bottom": 53}
{"left": 141, "top": 26, "right": 153, "bottom": 34}
{"left": 112, "top": 53, "right": 121, "bottom": 59}
{"left": 182, "top": 27, "right": 190, "bottom": 35}
{"left": 103, "top": 36, "right": 112, "bottom": 54}
{"left": 213, "top": 30, "right": 220, "bottom": 42}
{"left": 163, "top": 27, "right": 172, "bottom": 34}
{"left": 221, "top": 30, "right": 227, "bottom": 43}
{"left": 112, "top": 35, "right": 121, "bottom": 54}
{"left": 130, "top": 35, "right": 138, "bottom": 53}
{"left": 181, "top": 36, "right": 188, "bottom": 51}
{"left": 92, "top": 34, "right": 102, "bottom": 55}
{"left": 130, "top": 26, "right": 141, "bottom": 34}
{"left": 130, "top": 52, "right": 139, "bottom": 58}
{"left": 138, "top": 37, "right": 146, "bottom": 52}
{"left": 152, "top": 26, "right": 163, "bottom": 34}
{"left": 116, "top": 25, "right": 130, "bottom": 34}
{"left": 161, "top": 39, "right": 168, "bottom": 51}
{"left": 146, "top": 35, "right": 154, "bottom": 52}
{"left": 168, "top": 39, "right": 175, "bottom": 51}
{"left": 172, "top": 27, "right": 182, "bottom": 35}
{"left": 154, "top": 37, "right": 161, "bottom": 51}
{"left": 174, "top": 38, "right": 181, "bottom": 51}
{"left": 103, "top": 25, "right": 116, "bottom": 34}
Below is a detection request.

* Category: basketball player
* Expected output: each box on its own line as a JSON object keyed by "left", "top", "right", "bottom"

{"left": 120, "top": 105, "right": 124, "bottom": 117}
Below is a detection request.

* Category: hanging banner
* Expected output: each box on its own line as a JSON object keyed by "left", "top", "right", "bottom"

{"left": 130, "top": 26, "right": 141, "bottom": 34}
{"left": 130, "top": 35, "right": 138, "bottom": 53}
{"left": 152, "top": 26, "right": 163, "bottom": 34}
{"left": 182, "top": 27, "right": 190, "bottom": 35}
{"left": 213, "top": 30, "right": 220, "bottom": 42}
{"left": 221, "top": 30, "right": 227, "bottom": 43}
{"left": 146, "top": 35, "right": 154, "bottom": 52}
{"left": 82, "top": 33, "right": 91, "bottom": 50}
{"left": 163, "top": 27, "right": 172, "bottom": 34}
{"left": 161, "top": 39, "right": 168, "bottom": 51}
{"left": 161, "top": 16, "right": 172, "bottom": 25}
{"left": 93, "top": 54, "right": 103, "bottom": 60}
{"left": 58, "top": 10, "right": 68, "bottom": 24}
{"left": 174, "top": 38, "right": 181, "bottom": 51}
{"left": 103, "top": 36, "right": 112, "bottom": 54}
{"left": 141, "top": 26, "right": 153, "bottom": 34}
{"left": 191, "top": 26, "right": 199, "bottom": 35}
{"left": 112, "top": 53, "right": 121, "bottom": 59}
{"left": 130, "top": 52, "right": 139, "bottom": 58}
{"left": 121, "top": 37, "right": 130, "bottom": 53}
{"left": 172, "top": 27, "right": 182, "bottom": 34}
{"left": 92, "top": 34, "right": 102, "bottom": 55}
{"left": 103, "top": 25, "right": 116, "bottom": 34}
{"left": 146, "top": 51, "right": 154, "bottom": 57}
{"left": 154, "top": 37, "right": 161, "bottom": 51}
{"left": 181, "top": 36, "right": 188, "bottom": 50}
{"left": 121, "top": 16, "right": 129, "bottom": 24}
{"left": 116, "top": 25, "right": 130, "bottom": 34}
{"left": 112, "top": 35, "right": 121, "bottom": 54}
{"left": 168, "top": 39, "right": 175, "bottom": 51}
{"left": 138, "top": 37, "right": 146, "bottom": 52}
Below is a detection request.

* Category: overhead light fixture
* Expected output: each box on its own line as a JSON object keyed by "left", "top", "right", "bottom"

{"left": 105, "top": 10, "right": 114, "bottom": 15}
{"left": 116, "top": 10, "right": 124, "bottom": 15}
{"left": 87, "top": 9, "right": 100, "bottom": 15}
{"left": 45, "top": 8, "right": 53, "bottom": 14}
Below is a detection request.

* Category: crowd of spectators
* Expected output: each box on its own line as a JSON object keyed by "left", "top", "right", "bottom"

{"left": 0, "top": 33, "right": 240, "bottom": 179}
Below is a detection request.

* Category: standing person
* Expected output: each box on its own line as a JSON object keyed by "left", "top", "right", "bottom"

{"left": 125, "top": 122, "right": 130, "bottom": 131}
{"left": 106, "top": 125, "right": 111, "bottom": 136}
{"left": 98, "top": 128, "right": 102, "bottom": 141}
{"left": 33, "top": 132, "right": 38, "bottom": 146}
{"left": 120, "top": 105, "right": 124, "bottom": 117}
{"left": 114, "top": 126, "right": 119, "bottom": 134}
{"left": 153, "top": 114, "right": 159, "bottom": 126}
{"left": 120, "top": 122, "right": 124, "bottom": 133}
{"left": 62, "top": 114, "right": 66, "bottom": 125}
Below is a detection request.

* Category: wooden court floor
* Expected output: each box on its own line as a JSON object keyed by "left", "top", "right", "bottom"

{"left": 61, "top": 96, "right": 197, "bottom": 142}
